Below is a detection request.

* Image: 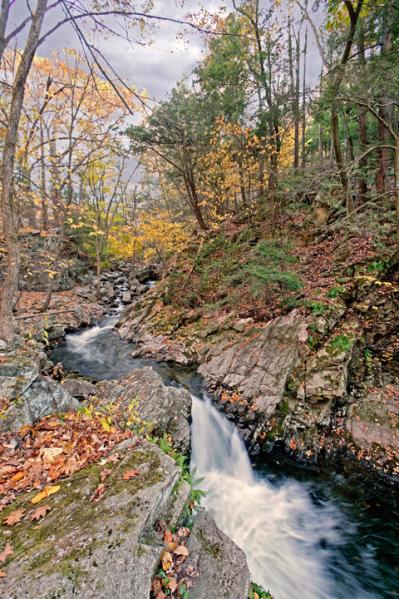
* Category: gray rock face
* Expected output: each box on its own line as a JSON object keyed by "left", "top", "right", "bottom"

{"left": 0, "top": 442, "right": 190, "bottom": 599}
{"left": 199, "top": 311, "right": 308, "bottom": 420}
{"left": 96, "top": 366, "right": 192, "bottom": 452}
{"left": 1, "top": 376, "right": 79, "bottom": 432}
{"left": 188, "top": 510, "right": 251, "bottom": 599}
{"left": 62, "top": 377, "right": 97, "bottom": 398}
{"left": 0, "top": 352, "right": 79, "bottom": 432}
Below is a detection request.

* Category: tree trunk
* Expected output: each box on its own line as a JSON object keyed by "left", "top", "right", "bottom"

{"left": 0, "top": 0, "right": 48, "bottom": 342}
{"left": 301, "top": 11, "right": 308, "bottom": 169}
{"left": 357, "top": 25, "right": 368, "bottom": 203}
{"left": 294, "top": 31, "right": 301, "bottom": 169}
{"left": 0, "top": 0, "right": 11, "bottom": 63}
{"left": 395, "top": 137, "right": 399, "bottom": 257}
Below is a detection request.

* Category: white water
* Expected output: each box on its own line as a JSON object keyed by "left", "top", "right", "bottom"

{"left": 190, "top": 396, "right": 378, "bottom": 599}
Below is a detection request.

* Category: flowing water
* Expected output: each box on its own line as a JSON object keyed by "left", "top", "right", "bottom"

{"left": 52, "top": 315, "right": 399, "bottom": 599}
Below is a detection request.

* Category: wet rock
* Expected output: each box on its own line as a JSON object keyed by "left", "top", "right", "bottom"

{"left": 199, "top": 311, "right": 308, "bottom": 421}
{"left": 135, "top": 264, "right": 158, "bottom": 283}
{"left": 96, "top": 366, "right": 192, "bottom": 452}
{"left": 62, "top": 378, "right": 97, "bottom": 398}
{"left": 187, "top": 510, "right": 251, "bottom": 599}
{"left": 122, "top": 291, "right": 132, "bottom": 304}
{"left": 100, "top": 281, "right": 115, "bottom": 301}
{"left": 1, "top": 441, "right": 190, "bottom": 599}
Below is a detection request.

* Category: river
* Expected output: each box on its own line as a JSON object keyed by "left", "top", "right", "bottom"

{"left": 51, "top": 312, "right": 399, "bottom": 599}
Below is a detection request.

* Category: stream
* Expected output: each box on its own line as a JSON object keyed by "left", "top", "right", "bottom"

{"left": 51, "top": 312, "right": 399, "bottom": 599}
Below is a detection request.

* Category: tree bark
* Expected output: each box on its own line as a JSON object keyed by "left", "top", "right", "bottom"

{"left": 357, "top": 25, "right": 368, "bottom": 202}
{"left": 0, "top": 0, "right": 48, "bottom": 342}
{"left": 0, "top": 0, "right": 10, "bottom": 63}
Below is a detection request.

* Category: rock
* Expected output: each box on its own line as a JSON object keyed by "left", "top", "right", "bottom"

{"left": 0, "top": 339, "right": 8, "bottom": 351}
{"left": 96, "top": 366, "right": 192, "bottom": 452}
{"left": 233, "top": 317, "right": 254, "bottom": 333}
{"left": 75, "top": 285, "right": 93, "bottom": 300}
{"left": 122, "top": 291, "right": 132, "bottom": 304}
{"left": 100, "top": 281, "right": 115, "bottom": 301}
{"left": 296, "top": 332, "right": 356, "bottom": 403}
{"left": 130, "top": 332, "right": 192, "bottom": 365}
{"left": 135, "top": 264, "right": 158, "bottom": 284}
{"left": 62, "top": 378, "right": 97, "bottom": 398}
{"left": 0, "top": 441, "right": 190, "bottom": 599}
{"left": 187, "top": 510, "right": 251, "bottom": 599}
{"left": 347, "top": 387, "right": 399, "bottom": 452}
{"left": 199, "top": 311, "right": 308, "bottom": 421}
{"left": 0, "top": 355, "right": 41, "bottom": 400}
{"left": 1, "top": 376, "right": 79, "bottom": 432}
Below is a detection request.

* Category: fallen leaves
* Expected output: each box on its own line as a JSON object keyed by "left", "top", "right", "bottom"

{"left": 90, "top": 483, "right": 105, "bottom": 503}
{"left": 0, "top": 411, "right": 134, "bottom": 505}
{"left": 151, "top": 526, "right": 196, "bottom": 599}
{"left": 30, "top": 505, "right": 51, "bottom": 521}
{"left": 0, "top": 544, "right": 13, "bottom": 563}
{"left": 31, "top": 485, "right": 60, "bottom": 504}
{"left": 3, "top": 508, "right": 25, "bottom": 526}
{"left": 122, "top": 469, "right": 139, "bottom": 481}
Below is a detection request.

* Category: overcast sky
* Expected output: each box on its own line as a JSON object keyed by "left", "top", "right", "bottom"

{"left": 8, "top": 1, "right": 322, "bottom": 103}
{"left": 9, "top": 0, "right": 223, "bottom": 102}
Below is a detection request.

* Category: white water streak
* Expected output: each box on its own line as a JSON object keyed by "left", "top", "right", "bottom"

{"left": 190, "top": 396, "right": 376, "bottom": 599}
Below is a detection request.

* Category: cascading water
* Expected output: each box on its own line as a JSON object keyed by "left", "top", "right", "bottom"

{"left": 190, "top": 396, "right": 383, "bottom": 599}
{"left": 52, "top": 313, "right": 399, "bottom": 599}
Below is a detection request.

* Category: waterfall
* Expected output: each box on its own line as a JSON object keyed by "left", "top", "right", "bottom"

{"left": 190, "top": 396, "right": 378, "bottom": 599}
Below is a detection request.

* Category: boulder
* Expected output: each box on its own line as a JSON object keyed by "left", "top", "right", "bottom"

{"left": 187, "top": 510, "right": 251, "bottom": 599}
{"left": 199, "top": 311, "right": 308, "bottom": 421}
{"left": 1, "top": 376, "right": 79, "bottom": 432}
{"left": 62, "top": 378, "right": 97, "bottom": 398}
{"left": 0, "top": 441, "right": 190, "bottom": 599}
{"left": 96, "top": 366, "right": 192, "bottom": 452}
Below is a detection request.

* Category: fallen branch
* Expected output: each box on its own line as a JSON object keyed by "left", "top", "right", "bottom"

{"left": 15, "top": 309, "right": 77, "bottom": 320}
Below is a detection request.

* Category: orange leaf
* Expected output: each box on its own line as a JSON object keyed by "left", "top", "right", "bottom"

{"left": 161, "top": 550, "right": 173, "bottom": 572}
{"left": 3, "top": 508, "right": 25, "bottom": 526}
{"left": 30, "top": 505, "right": 51, "bottom": 521}
{"left": 167, "top": 577, "right": 177, "bottom": 592}
{"left": 31, "top": 485, "right": 60, "bottom": 504}
{"left": 90, "top": 483, "right": 105, "bottom": 503}
{"left": 122, "top": 469, "right": 139, "bottom": 481}
{"left": 164, "top": 529, "right": 174, "bottom": 545}
{"left": 0, "top": 543, "right": 13, "bottom": 563}
{"left": 0, "top": 570, "right": 6, "bottom": 578}
{"left": 10, "top": 472, "right": 25, "bottom": 483}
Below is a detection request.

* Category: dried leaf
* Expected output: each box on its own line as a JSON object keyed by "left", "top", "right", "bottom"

{"left": 122, "top": 469, "right": 139, "bottom": 481}
{"left": 0, "top": 570, "right": 6, "bottom": 578}
{"left": 31, "top": 485, "right": 60, "bottom": 504}
{"left": 90, "top": 483, "right": 105, "bottom": 503}
{"left": 0, "top": 543, "right": 13, "bottom": 563}
{"left": 161, "top": 550, "right": 173, "bottom": 572}
{"left": 163, "top": 529, "right": 173, "bottom": 544}
{"left": 30, "top": 505, "right": 51, "bottom": 521}
{"left": 3, "top": 508, "right": 25, "bottom": 526}
{"left": 41, "top": 447, "right": 63, "bottom": 463}
{"left": 167, "top": 577, "right": 177, "bottom": 592}
{"left": 10, "top": 472, "right": 25, "bottom": 482}
{"left": 100, "top": 468, "right": 112, "bottom": 482}
{"left": 174, "top": 545, "right": 189, "bottom": 557}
